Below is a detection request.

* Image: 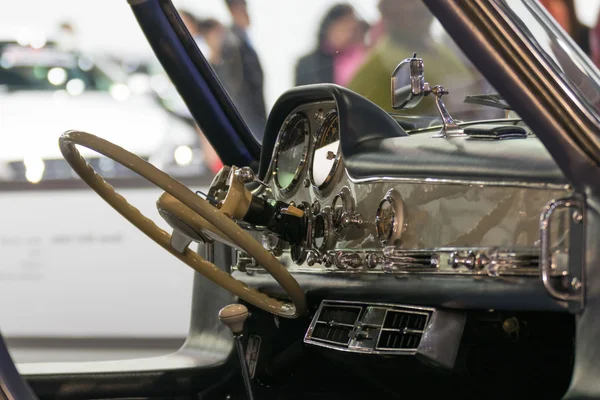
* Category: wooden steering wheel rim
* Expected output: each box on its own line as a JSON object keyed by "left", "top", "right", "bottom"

{"left": 58, "top": 130, "right": 306, "bottom": 318}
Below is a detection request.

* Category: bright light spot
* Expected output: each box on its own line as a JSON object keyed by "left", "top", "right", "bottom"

{"left": 23, "top": 156, "right": 45, "bottom": 184}
{"left": 174, "top": 145, "right": 193, "bottom": 166}
{"left": 0, "top": 58, "right": 12, "bottom": 69}
{"left": 16, "top": 32, "right": 29, "bottom": 46}
{"left": 109, "top": 83, "right": 130, "bottom": 102}
{"left": 29, "top": 36, "right": 47, "bottom": 49}
{"left": 150, "top": 74, "right": 170, "bottom": 95}
{"left": 127, "top": 74, "right": 151, "bottom": 95}
{"left": 66, "top": 79, "right": 85, "bottom": 95}
{"left": 47, "top": 67, "right": 67, "bottom": 86}
{"left": 78, "top": 57, "right": 93, "bottom": 71}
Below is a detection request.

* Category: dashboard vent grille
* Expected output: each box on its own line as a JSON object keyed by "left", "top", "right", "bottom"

{"left": 311, "top": 324, "right": 352, "bottom": 345}
{"left": 305, "top": 301, "right": 463, "bottom": 368}
{"left": 318, "top": 305, "right": 361, "bottom": 325}
{"left": 309, "top": 304, "right": 362, "bottom": 346}
{"left": 375, "top": 310, "right": 429, "bottom": 351}
{"left": 383, "top": 310, "right": 428, "bottom": 330}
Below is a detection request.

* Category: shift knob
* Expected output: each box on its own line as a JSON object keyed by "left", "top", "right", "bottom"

{"left": 219, "top": 304, "right": 249, "bottom": 335}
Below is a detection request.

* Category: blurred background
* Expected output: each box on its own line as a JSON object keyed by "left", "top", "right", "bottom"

{"left": 1, "top": 0, "right": 599, "bottom": 363}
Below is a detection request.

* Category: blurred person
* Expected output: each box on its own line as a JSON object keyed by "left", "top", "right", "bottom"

{"left": 197, "top": 18, "right": 226, "bottom": 66}
{"left": 55, "top": 21, "right": 78, "bottom": 51}
{"left": 215, "top": 0, "right": 266, "bottom": 140}
{"left": 540, "top": 0, "right": 590, "bottom": 55}
{"left": 347, "top": 0, "right": 474, "bottom": 115}
{"left": 179, "top": 10, "right": 212, "bottom": 60}
{"left": 295, "top": 4, "right": 368, "bottom": 87}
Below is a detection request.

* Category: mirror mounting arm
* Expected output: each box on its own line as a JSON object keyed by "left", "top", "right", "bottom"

{"left": 430, "top": 85, "right": 465, "bottom": 138}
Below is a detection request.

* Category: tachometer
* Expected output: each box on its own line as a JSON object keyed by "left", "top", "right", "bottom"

{"left": 274, "top": 113, "right": 310, "bottom": 193}
{"left": 310, "top": 109, "right": 340, "bottom": 190}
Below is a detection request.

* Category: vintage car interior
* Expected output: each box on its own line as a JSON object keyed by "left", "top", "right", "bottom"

{"left": 2, "top": 0, "right": 600, "bottom": 399}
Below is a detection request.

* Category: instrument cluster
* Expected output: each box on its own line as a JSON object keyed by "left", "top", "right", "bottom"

{"left": 260, "top": 100, "right": 410, "bottom": 270}
{"left": 272, "top": 102, "right": 341, "bottom": 195}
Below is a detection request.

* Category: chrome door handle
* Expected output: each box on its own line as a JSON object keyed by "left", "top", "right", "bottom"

{"left": 539, "top": 197, "right": 584, "bottom": 302}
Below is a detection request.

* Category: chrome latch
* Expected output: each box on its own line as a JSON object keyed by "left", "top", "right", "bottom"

{"left": 540, "top": 196, "right": 584, "bottom": 303}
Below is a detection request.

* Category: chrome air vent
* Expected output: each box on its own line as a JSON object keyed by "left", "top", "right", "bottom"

{"left": 376, "top": 310, "right": 429, "bottom": 350}
{"left": 311, "top": 324, "right": 352, "bottom": 346}
{"left": 305, "top": 300, "right": 466, "bottom": 369}
{"left": 309, "top": 304, "right": 362, "bottom": 346}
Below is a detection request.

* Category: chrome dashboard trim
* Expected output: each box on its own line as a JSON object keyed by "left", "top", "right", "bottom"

{"left": 346, "top": 171, "right": 570, "bottom": 190}
{"left": 242, "top": 246, "right": 567, "bottom": 278}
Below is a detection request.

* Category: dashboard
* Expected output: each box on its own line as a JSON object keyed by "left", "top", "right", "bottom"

{"left": 230, "top": 85, "right": 580, "bottom": 318}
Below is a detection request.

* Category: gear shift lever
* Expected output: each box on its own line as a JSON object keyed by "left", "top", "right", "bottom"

{"left": 219, "top": 304, "right": 255, "bottom": 400}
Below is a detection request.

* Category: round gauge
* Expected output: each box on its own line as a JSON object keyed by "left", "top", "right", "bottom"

{"left": 274, "top": 113, "right": 311, "bottom": 192}
{"left": 310, "top": 109, "right": 341, "bottom": 190}
{"left": 375, "top": 189, "right": 405, "bottom": 245}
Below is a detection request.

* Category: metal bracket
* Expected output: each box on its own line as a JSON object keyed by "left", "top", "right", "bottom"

{"left": 539, "top": 196, "right": 584, "bottom": 303}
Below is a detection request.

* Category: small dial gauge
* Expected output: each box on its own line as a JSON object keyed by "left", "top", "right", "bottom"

{"left": 375, "top": 189, "right": 405, "bottom": 245}
{"left": 274, "top": 113, "right": 310, "bottom": 192}
{"left": 310, "top": 109, "right": 340, "bottom": 190}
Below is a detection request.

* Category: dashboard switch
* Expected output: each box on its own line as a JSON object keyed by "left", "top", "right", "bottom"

{"left": 335, "top": 252, "right": 363, "bottom": 269}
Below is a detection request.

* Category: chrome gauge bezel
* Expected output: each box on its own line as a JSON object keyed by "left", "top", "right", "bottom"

{"left": 375, "top": 189, "right": 405, "bottom": 245}
{"left": 310, "top": 109, "right": 341, "bottom": 192}
{"left": 331, "top": 186, "right": 354, "bottom": 234}
{"left": 273, "top": 112, "right": 311, "bottom": 194}
{"left": 311, "top": 208, "right": 337, "bottom": 252}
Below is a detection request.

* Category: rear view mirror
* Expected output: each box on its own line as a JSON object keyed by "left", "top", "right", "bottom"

{"left": 391, "top": 54, "right": 428, "bottom": 110}
{"left": 391, "top": 53, "right": 464, "bottom": 138}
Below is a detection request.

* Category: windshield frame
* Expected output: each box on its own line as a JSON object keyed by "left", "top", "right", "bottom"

{"left": 495, "top": 0, "right": 600, "bottom": 132}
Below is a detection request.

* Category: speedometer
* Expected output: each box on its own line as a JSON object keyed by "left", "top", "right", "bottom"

{"left": 274, "top": 112, "right": 310, "bottom": 193}
{"left": 310, "top": 109, "right": 340, "bottom": 190}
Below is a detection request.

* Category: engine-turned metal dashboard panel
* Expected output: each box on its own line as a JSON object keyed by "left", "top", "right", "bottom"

{"left": 243, "top": 99, "right": 574, "bottom": 280}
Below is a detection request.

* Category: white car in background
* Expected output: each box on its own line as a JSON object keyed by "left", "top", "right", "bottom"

{"left": 0, "top": 41, "right": 206, "bottom": 182}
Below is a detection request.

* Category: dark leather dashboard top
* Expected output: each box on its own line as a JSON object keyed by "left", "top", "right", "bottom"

{"left": 260, "top": 84, "right": 567, "bottom": 185}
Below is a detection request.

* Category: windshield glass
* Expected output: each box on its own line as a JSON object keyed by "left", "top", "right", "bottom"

{"left": 172, "top": 0, "right": 600, "bottom": 139}
{"left": 0, "top": 44, "right": 113, "bottom": 92}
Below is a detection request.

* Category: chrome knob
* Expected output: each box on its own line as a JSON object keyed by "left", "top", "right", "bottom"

{"left": 339, "top": 212, "right": 364, "bottom": 229}
{"left": 235, "top": 166, "right": 255, "bottom": 183}
{"left": 322, "top": 253, "right": 335, "bottom": 268}
{"left": 335, "top": 252, "right": 362, "bottom": 269}
{"left": 448, "top": 251, "right": 475, "bottom": 270}
{"left": 306, "top": 251, "right": 320, "bottom": 266}
{"left": 366, "top": 253, "right": 383, "bottom": 269}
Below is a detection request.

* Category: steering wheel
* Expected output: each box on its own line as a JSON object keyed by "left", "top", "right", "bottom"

{"left": 59, "top": 130, "right": 306, "bottom": 318}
